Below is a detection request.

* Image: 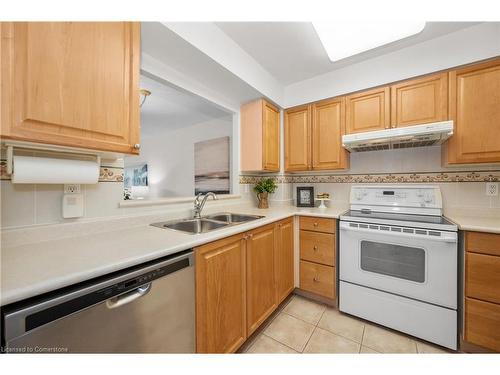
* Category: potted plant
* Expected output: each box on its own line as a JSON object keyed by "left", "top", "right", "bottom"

{"left": 253, "top": 178, "right": 277, "bottom": 209}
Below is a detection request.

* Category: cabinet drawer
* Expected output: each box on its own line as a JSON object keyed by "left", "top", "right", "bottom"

{"left": 299, "top": 260, "right": 335, "bottom": 299}
{"left": 466, "top": 252, "right": 500, "bottom": 304}
{"left": 466, "top": 232, "right": 500, "bottom": 256}
{"left": 465, "top": 297, "right": 500, "bottom": 352}
{"left": 299, "top": 216, "right": 335, "bottom": 234}
{"left": 300, "top": 230, "right": 335, "bottom": 266}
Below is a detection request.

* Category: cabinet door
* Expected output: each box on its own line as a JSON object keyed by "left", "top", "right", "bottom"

{"left": 466, "top": 252, "right": 500, "bottom": 305}
{"left": 246, "top": 224, "right": 277, "bottom": 336}
{"left": 285, "top": 105, "right": 311, "bottom": 171}
{"left": 262, "top": 101, "right": 280, "bottom": 171}
{"left": 312, "top": 97, "right": 349, "bottom": 170}
{"left": 465, "top": 297, "right": 500, "bottom": 352}
{"left": 391, "top": 73, "right": 448, "bottom": 128}
{"left": 195, "top": 234, "right": 247, "bottom": 353}
{"left": 275, "top": 218, "right": 295, "bottom": 304}
{"left": 1, "top": 22, "right": 140, "bottom": 154}
{"left": 446, "top": 58, "right": 500, "bottom": 164}
{"left": 345, "top": 87, "right": 390, "bottom": 134}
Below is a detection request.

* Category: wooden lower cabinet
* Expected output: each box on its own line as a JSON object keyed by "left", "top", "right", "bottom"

{"left": 275, "top": 218, "right": 295, "bottom": 304}
{"left": 246, "top": 224, "right": 277, "bottom": 336}
{"left": 195, "top": 233, "right": 247, "bottom": 353}
{"left": 463, "top": 231, "right": 500, "bottom": 352}
{"left": 298, "top": 216, "right": 336, "bottom": 300}
{"left": 465, "top": 297, "right": 500, "bottom": 352}
{"left": 195, "top": 218, "right": 294, "bottom": 353}
{"left": 299, "top": 260, "right": 335, "bottom": 299}
{"left": 300, "top": 230, "right": 335, "bottom": 266}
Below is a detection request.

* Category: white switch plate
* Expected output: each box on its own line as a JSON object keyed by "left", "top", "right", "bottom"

{"left": 486, "top": 182, "right": 498, "bottom": 196}
{"left": 62, "top": 193, "right": 84, "bottom": 218}
{"left": 64, "top": 184, "right": 81, "bottom": 194}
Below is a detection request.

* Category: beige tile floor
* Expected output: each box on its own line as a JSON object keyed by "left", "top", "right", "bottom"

{"left": 242, "top": 294, "right": 452, "bottom": 354}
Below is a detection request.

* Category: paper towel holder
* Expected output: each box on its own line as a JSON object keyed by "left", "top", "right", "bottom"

{"left": 4, "top": 143, "right": 101, "bottom": 176}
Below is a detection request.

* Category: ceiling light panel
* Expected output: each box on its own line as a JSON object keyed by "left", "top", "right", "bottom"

{"left": 312, "top": 21, "right": 427, "bottom": 62}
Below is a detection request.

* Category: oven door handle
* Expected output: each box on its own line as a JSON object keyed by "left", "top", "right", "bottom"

{"left": 340, "top": 223, "right": 457, "bottom": 243}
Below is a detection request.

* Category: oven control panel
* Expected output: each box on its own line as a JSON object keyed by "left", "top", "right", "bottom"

{"left": 350, "top": 185, "right": 442, "bottom": 215}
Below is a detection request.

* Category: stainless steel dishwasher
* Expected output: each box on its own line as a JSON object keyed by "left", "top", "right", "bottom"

{"left": 2, "top": 250, "right": 195, "bottom": 353}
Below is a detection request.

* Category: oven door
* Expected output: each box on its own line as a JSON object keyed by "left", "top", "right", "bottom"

{"left": 339, "top": 221, "right": 457, "bottom": 309}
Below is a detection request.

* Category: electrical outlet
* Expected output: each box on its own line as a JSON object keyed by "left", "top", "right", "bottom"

{"left": 64, "top": 184, "right": 81, "bottom": 194}
{"left": 486, "top": 182, "right": 498, "bottom": 196}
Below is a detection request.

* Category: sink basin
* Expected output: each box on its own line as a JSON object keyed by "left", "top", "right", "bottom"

{"left": 151, "top": 212, "right": 265, "bottom": 234}
{"left": 151, "top": 218, "right": 229, "bottom": 234}
{"left": 205, "top": 212, "right": 264, "bottom": 224}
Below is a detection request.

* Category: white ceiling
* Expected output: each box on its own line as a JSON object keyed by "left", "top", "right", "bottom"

{"left": 215, "top": 22, "right": 481, "bottom": 85}
{"left": 140, "top": 73, "right": 231, "bottom": 136}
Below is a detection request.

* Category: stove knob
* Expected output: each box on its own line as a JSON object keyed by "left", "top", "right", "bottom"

{"left": 424, "top": 192, "right": 433, "bottom": 203}
{"left": 355, "top": 191, "right": 363, "bottom": 200}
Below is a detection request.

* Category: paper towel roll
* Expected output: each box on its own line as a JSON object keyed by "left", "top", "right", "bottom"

{"left": 12, "top": 156, "right": 100, "bottom": 184}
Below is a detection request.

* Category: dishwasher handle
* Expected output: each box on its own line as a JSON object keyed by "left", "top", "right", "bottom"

{"left": 106, "top": 282, "right": 152, "bottom": 309}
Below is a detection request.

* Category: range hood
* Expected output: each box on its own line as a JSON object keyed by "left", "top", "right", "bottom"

{"left": 342, "top": 121, "right": 453, "bottom": 152}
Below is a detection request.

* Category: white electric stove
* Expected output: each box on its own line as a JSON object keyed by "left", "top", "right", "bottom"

{"left": 339, "top": 185, "right": 458, "bottom": 350}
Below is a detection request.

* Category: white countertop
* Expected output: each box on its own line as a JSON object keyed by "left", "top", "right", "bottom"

{"left": 2, "top": 202, "right": 498, "bottom": 307}
{"left": 1, "top": 204, "right": 347, "bottom": 306}
{"left": 445, "top": 212, "right": 500, "bottom": 234}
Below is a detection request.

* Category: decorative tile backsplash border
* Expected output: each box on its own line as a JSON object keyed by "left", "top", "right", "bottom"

{"left": 239, "top": 170, "right": 500, "bottom": 184}
{"left": 99, "top": 166, "right": 124, "bottom": 182}
{"left": 0, "top": 159, "right": 123, "bottom": 183}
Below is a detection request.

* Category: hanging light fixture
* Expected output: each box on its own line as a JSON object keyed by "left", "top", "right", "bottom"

{"left": 139, "top": 89, "right": 151, "bottom": 107}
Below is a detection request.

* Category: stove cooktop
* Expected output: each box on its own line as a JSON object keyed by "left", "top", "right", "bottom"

{"left": 340, "top": 209, "right": 458, "bottom": 231}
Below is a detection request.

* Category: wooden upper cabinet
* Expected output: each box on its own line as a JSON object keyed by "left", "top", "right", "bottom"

{"left": 284, "top": 105, "right": 311, "bottom": 171}
{"left": 1, "top": 22, "right": 141, "bottom": 154}
{"left": 312, "top": 97, "right": 349, "bottom": 170}
{"left": 246, "top": 224, "right": 277, "bottom": 336}
{"left": 240, "top": 99, "right": 280, "bottom": 172}
{"left": 345, "top": 86, "right": 390, "bottom": 134}
{"left": 195, "top": 234, "right": 247, "bottom": 353}
{"left": 445, "top": 58, "right": 500, "bottom": 164}
{"left": 275, "top": 218, "right": 294, "bottom": 304}
{"left": 391, "top": 73, "right": 448, "bottom": 128}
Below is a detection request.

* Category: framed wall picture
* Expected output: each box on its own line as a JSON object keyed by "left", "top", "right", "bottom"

{"left": 296, "top": 186, "right": 315, "bottom": 207}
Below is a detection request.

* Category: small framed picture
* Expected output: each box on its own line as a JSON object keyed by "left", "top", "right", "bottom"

{"left": 296, "top": 186, "right": 315, "bottom": 207}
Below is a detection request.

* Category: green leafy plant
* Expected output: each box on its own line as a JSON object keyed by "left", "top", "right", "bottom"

{"left": 253, "top": 178, "right": 278, "bottom": 195}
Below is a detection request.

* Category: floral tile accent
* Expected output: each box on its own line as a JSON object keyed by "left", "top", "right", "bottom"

{"left": 0, "top": 159, "right": 123, "bottom": 183}
{"left": 99, "top": 166, "right": 124, "bottom": 182}
{"left": 239, "top": 170, "right": 500, "bottom": 184}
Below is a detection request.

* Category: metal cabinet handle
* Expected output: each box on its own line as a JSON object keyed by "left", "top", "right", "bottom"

{"left": 106, "top": 283, "right": 151, "bottom": 309}
{"left": 313, "top": 245, "right": 318, "bottom": 251}
{"left": 133, "top": 143, "right": 141, "bottom": 150}
{"left": 313, "top": 222, "right": 318, "bottom": 227}
{"left": 313, "top": 277, "right": 320, "bottom": 282}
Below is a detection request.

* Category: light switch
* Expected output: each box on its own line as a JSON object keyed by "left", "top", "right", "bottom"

{"left": 62, "top": 193, "right": 84, "bottom": 218}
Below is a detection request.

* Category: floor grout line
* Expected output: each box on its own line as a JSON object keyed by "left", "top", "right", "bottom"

{"left": 261, "top": 332, "right": 301, "bottom": 353}
{"left": 300, "top": 325, "right": 316, "bottom": 353}
{"left": 359, "top": 325, "right": 366, "bottom": 353}
{"left": 280, "top": 309, "right": 325, "bottom": 327}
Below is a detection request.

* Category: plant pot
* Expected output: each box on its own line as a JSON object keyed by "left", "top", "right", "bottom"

{"left": 257, "top": 192, "right": 269, "bottom": 209}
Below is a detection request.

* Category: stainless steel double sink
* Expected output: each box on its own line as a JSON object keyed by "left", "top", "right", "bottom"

{"left": 151, "top": 212, "right": 265, "bottom": 234}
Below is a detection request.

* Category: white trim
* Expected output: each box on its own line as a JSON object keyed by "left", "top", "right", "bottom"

{"left": 119, "top": 194, "right": 241, "bottom": 208}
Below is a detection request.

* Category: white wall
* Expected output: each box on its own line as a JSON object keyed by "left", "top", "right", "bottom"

{"left": 126, "top": 116, "right": 233, "bottom": 198}
{"left": 284, "top": 23, "right": 500, "bottom": 107}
